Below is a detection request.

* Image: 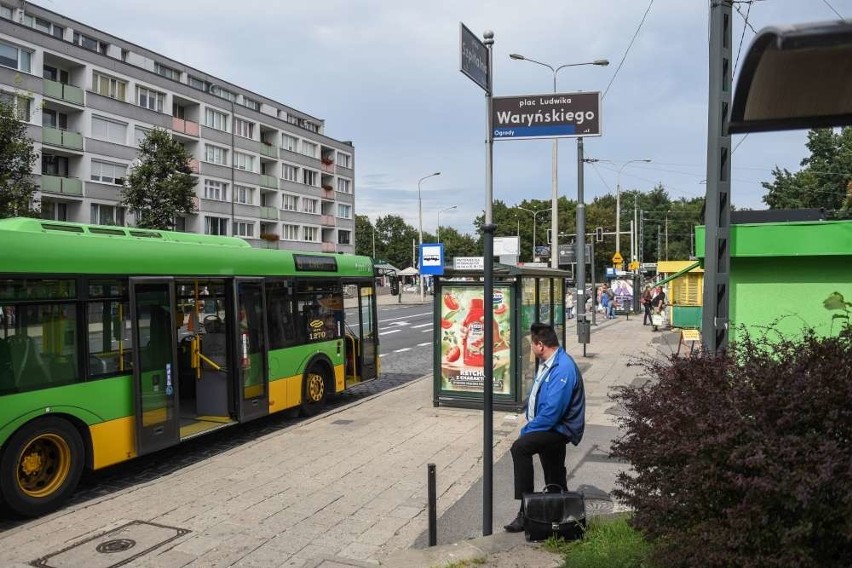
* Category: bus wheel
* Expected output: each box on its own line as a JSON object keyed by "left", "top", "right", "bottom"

{"left": 0, "top": 417, "right": 84, "bottom": 518}
{"left": 300, "top": 364, "right": 329, "bottom": 417}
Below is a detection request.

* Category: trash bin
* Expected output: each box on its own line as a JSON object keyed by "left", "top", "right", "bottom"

{"left": 577, "top": 316, "right": 591, "bottom": 344}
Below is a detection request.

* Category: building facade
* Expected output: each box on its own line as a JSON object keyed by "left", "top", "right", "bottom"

{"left": 0, "top": 1, "right": 355, "bottom": 253}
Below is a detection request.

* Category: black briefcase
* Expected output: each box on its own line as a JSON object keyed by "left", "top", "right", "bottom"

{"left": 522, "top": 485, "right": 586, "bottom": 542}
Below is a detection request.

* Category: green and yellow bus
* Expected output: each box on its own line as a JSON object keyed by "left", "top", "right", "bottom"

{"left": 0, "top": 218, "right": 380, "bottom": 517}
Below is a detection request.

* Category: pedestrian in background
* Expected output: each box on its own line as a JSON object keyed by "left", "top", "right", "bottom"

{"left": 565, "top": 290, "right": 575, "bottom": 320}
{"left": 504, "top": 323, "right": 586, "bottom": 532}
{"left": 641, "top": 285, "right": 653, "bottom": 325}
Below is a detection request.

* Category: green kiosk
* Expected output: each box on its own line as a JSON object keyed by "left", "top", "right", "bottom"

{"left": 432, "top": 262, "right": 570, "bottom": 411}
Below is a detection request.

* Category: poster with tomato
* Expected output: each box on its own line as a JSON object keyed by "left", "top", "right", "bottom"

{"left": 439, "top": 286, "right": 512, "bottom": 395}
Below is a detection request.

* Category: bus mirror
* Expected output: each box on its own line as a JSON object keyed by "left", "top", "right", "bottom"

{"left": 389, "top": 276, "right": 399, "bottom": 296}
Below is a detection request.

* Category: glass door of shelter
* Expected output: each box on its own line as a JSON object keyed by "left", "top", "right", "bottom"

{"left": 235, "top": 279, "right": 268, "bottom": 422}
{"left": 130, "top": 278, "right": 179, "bottom": 456}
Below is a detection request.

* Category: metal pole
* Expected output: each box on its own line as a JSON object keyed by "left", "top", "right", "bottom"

{"left": 590, "top": 238, "right": 597, "bottom": 326}
{"left": 482, "top": 29, "right": 495, "bottom": 537}
{"left": 550, "top": 71, "right": 559, "bottom": 269}
{"left": 418, "top": 173, "right": 441, "bottom": 303}
{"left": 575, "top": 137, "right": 586, "bottom": 332}
{"left": 428, "top": 463, "right": 437, "bottom": 546}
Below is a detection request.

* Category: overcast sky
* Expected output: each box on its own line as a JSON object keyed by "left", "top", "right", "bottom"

{"left": 43, "top": 0, "right": 848, "bottom": 234}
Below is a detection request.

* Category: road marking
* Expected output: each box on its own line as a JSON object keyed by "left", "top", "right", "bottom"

{"left": 394, "top": 347, "right": 412, "bottom": 353}
{"left": 388, "top": 321, "right": 411, "bottom": 327}
{"left": 412, "top": 322, "right": 432, "bottom": 328}
{"left": 381, "top": 312, "right": 431, "bottom": 322}
{"left": 379, "top": 329, "right": 401, "bottom": 336}
{"left": 417, "top": 342, "right": 431, "bottom": 347}
{"left": 421, "top": 329, "right": 433, "bottom": 333}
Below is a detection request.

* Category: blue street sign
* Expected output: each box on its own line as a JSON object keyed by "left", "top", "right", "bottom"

{"left": 419, "top": 243, "right": 444, "bottom": 276}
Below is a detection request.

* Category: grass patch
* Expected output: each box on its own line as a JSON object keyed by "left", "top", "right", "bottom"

{"left": 545, "top": 515, "right": 655, "bottom": 568}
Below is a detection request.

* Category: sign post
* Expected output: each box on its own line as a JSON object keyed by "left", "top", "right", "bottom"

{"left": 460, "top": 22, "right": 495, "bottom": 537}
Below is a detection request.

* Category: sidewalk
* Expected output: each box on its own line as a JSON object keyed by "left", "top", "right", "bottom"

{"left": 0, "top": 314, "right": 679, "bottom": 568}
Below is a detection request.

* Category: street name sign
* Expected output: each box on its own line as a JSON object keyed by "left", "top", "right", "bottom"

{"left": 453, "top": 256, "right": 485, "bottom": 270}
{"left": 459, "top": 23, "right": 489, "bottom": 93}
{"left": 492, "top": 92, "right": 601, "bottom": 140}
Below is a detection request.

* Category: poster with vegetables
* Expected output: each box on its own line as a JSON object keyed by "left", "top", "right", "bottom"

{"left": 440, "top": 286, "right": 512, "bottom": 395}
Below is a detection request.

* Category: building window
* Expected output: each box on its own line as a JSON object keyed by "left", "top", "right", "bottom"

{"left": 281, "top": 164, "right": 298, "bottom": 182}
{"left": 241, "top": 97, "right": 260, "bottom": 111}
{"left": 234, "top": 185, "right": 253, "bottom": 205}
{"left": 91, "top": 160, "right": 126, "bottom": 185}
{"left": 42, "top": 154, "right": 69, "bottom": 176}
{"left": 338, "top": 230, "right": 351, "bottom": 245}
{"left": 205, "top": 216, "right": 229, "bottom": 236}
{"left": 91, "top": 204, "right": 125, "bottom": 226}
{"left": 74, "top": 32, "right": 107, "bottom": 53}
{"left": 337, "top": 204, "right": 351, "bottom": 219}
{"left": 0, "top": 41, "right": 31, "bottom": 73}
{"left": 233, "top": 118, "right": 254, "bottom": 139}
{"left": 336, "top": 178, "right": 351, "bottom": 194}
{"left": 204, "top": 144, "right": 228, "bottom": 166}
{"left": 154, "top": 62, "right": 180, "bottom": 81}
{"left": 302, "top": 169, "right": 317, "bottom": 187}
{"left": 282, "top": 194, "right": 298, "bottom": 211}
{"left": 92, "top": 72, "right": 126, "bottom": 100}
{"left": 283, "top": 224, "right": 299, "bottom": 241}
{"left": 0, "top": 92, "right": 31, "bottom": 121}
{"left": 43, "top": 65, "right": 69, "bottom": 84}
{"left": 283, "top": 134, "right": 298, "bottom": 152}
{"left": 203, "top": 179, "right": 228, "bottom": 201}
{"left": 41, "top": 201, "right": 68, "bottom": 222}
{"left": 301, "top": 120, "right": 319, "bottom": 134}
{"left": 303, "top": 226, "right": 318, "bottom": 242}
{"left": 188, "top": 75, "right": 208, "bottom": 92}
{"left": 301, "top": 141, "right": 318, "bottom": 158}
{"left": 134, "top": 126, "right": 151, "bottom": 147}
{"left": 233, "top": 151, "right": 255, "bottom": 172}
{"left": 0, "top": 6, "right": 12, "bottom": 19}
{"left": 23, "top": 14, "right": 64, "bottom": 38}
{"left": 212, "top": 86, "right": 236, "bottom": 102}
{"left": 42, "top": 109, "right": 68, "bottom": 130}
{"left": 204, "top": 108, "right": 228, "bottom": 131}
{"left": 303, "top": 198, "right": 318, "bottom": 214}
{"left": 233, "top": 221, "right": 254, "bottom": 238}
{"left": 91, "top": 116, "right": 127, "bottom": 144}
{"left": 337, "top": 152, "right": 352, "bottom": 168}
{"left": 136, "top": 86, "right": 165, "bottom": 112}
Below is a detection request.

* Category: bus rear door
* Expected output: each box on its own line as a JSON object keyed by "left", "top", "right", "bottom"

{"left": 130, "top": 278, "right": 180, "bottom": 455}
{"left": 235, "top": 279, "right": 269, "bottom": 422}
{"left": 357, "top": 283, "right": 379, "bottom": 380}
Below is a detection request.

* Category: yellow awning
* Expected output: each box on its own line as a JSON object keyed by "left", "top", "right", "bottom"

{"left": 655, "top": 261, "right": 702, "bottom": 288}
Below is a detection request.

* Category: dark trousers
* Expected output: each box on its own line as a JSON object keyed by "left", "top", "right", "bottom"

{"left": 643, "top": 304, "right": 652, "bottom": 324}
{"left": 510, "top": 430, "right": 568, "bottom": 501}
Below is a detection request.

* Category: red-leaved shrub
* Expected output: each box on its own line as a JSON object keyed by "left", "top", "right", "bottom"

{"left": 611, "top": 330, "right": 852, "bottom": 568}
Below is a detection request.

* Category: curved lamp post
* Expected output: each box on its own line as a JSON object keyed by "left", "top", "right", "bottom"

{"left": 418, "top": 171, "right": 441, "bottom": 302}
{"left": 437, "top": 204, "right": 457, "bottom": 243}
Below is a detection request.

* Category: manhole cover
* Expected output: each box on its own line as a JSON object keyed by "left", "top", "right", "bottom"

{"left": 32, "top": 520, "right": 189, "bottom": 568}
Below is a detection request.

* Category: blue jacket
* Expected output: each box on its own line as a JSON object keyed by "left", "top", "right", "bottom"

{"left": 522, "top": 347, "right": 585, "bottom": 445}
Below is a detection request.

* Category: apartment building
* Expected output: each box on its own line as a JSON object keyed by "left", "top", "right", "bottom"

{"left": 0, "top": 1, "right": 355, "bottom": 253}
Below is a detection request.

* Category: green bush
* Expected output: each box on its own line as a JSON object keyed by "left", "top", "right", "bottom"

{"left": 610, "top": 330, "right": 852, "bottom": 568}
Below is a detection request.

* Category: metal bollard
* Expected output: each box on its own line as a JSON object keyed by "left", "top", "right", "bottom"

{"left": 428, "top": 463, "right": 437, "bottom": 546}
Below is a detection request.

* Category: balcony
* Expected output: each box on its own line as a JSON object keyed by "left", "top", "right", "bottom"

{"left": 260, "top": 175, "right": 278, "bottom": 190}
{"left": 42, "top": 127, "right": 83, "bottom": 151}
{"left": 320, "top": 215, "right": 336, "bottom": 227}
{"left": 321, "top": 242, "right": 336, "bottom": 253}
{"left": 321, "top": 185, "right": 335, "bottom": 200}
{"left": 172, "top": 117, "right": 199, "bottom": 137}
{"left": 187, "top": 159, "right": 200, "bottom": 173}
{"left": 259, "top": 143, "right": 278, "bottom": 159}
{"left": 42, "top": 80, "right": 84, "bottom": 105}
{"left": 40, "top": 175, "right": 83, "bottom": 196}
{"left": 260, "top": 206, "right": 279, "bottom": 220}
{"left": 321, "top": 161, "right": 335, "bottom": 174}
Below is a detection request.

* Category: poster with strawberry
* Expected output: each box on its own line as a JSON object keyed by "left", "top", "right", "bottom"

{"left": 439, "top": 286, "right": 512, "bottom": 394}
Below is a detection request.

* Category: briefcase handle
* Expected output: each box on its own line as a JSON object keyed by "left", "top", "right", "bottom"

{"left": 543, "top": 484, "right": 564, "bottom": 494}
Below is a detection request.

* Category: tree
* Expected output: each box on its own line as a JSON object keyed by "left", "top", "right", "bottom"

{"left": 122, "top": 128, "right": 196, "bottom": 229}
{"left": 355, "top": 214, "right": 374, "bottom": 257}
{"left": 762, "top": 127, "right": 852, "bottom": 217}
{"left": 0, "top": 99, "right": 39, "bottom": 218}
{"left": 375, "top": 214, "right": 417, "bottom": 268}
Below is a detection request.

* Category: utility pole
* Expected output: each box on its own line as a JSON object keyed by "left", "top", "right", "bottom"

{"left": 665, "top": 214, "right": 669, "bottom": 261}
{"left": 657, "top": 226, "right": 662, "bottom": 263}
{"left": 639, "top": 210, "right": 644, "bottom": 264}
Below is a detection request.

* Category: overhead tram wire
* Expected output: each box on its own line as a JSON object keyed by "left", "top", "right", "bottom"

{"left": 821, "top": 0, "right": 844, "bottom": 20}
{"left": 732, "top": 0, "right": 759, "bottom": 155}
{"left": 602, "top": 0, "right": 654, "bottom": 100}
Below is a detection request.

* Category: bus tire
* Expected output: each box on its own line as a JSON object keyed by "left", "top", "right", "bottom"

{"left": 0, "top": 417, "right": 84, "bottom": 518}
{"left": 300, "top": 363, "right": 329, "bottom": 417}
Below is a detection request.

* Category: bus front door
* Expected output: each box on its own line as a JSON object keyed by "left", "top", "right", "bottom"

{"left": 235, "top": 279, "right": 269, "bottom": 422}
{"left": 358, "top": 283, "right": 379, "bottom": 381}
{"left": 130, "top": 278, "right": 180, "bottom": 456}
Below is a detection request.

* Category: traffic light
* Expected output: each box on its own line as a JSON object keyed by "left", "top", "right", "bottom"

{"left": 595, "top": 227, "right": 604, "bottom": 242}
{"left": 546, "top": 228, "right": 552, "bottom": 244}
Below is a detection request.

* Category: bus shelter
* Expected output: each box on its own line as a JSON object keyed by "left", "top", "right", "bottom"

{"left": 432, "top": 263, "right": 570, "bottom": 411}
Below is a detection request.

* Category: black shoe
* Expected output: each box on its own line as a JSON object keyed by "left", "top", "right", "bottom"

{"left": 503, "top": 512, "right": 525, "bottom": 533}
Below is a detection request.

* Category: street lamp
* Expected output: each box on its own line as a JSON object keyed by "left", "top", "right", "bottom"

{"left": 509, "top": 54, "right": 609, "bottom": 269}
{"left": 516, "top": 206, "right": 548, "bottom": 260}
{"left": 418, "top": 171, "right": 441, "bottom": 302}
{"left": 585, "top": 158, "right": 651, "bottom": 267}
{"left": 437, "top": 204, "right": 457, "bottom": 243}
